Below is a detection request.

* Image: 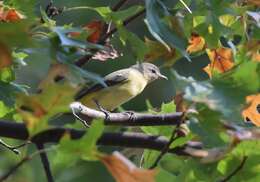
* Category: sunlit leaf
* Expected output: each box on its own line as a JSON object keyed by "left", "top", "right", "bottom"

{"left": 99, "top": 151, "right": 157, "bottom": 182}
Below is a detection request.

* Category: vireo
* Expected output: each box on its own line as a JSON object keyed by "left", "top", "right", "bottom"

{"left": 75, "top": 63, "right": 167, "bottom": 111}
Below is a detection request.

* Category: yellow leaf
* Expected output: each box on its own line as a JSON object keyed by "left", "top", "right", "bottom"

{"left": 204, "top": 48, "right": 234, "bottom": 78}
{"left": 144, "top": 37, "right": 179, "bottom": 67}
{"left": 242, "top": 94, "right": 260, "bottom": 126}
{"left": 99, "top": 151, "right": 157, "bottom": 182}
{"left": 17, "top": 83, "right": 78, "bottom": 134}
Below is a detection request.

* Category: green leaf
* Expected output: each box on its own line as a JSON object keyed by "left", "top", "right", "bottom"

{"left": 117, "top": 26, "right": 148, "bottom": 60}
{"left": 141, "top": 102, "right": 176, "bottom": 137}
{"left": 145, "top": 0, "right": 190, "bottom": 61}
{"left": 171, "top": 61, "right": 260, "bottom": 122}
{"left": 0, "top": 101, "right": 12, "bottom": 118}
{"left": 0, "top": 81, "right": 26, "bottom": 107}
{"left": 54, "top": 120, "right": 105, "bottom": 167}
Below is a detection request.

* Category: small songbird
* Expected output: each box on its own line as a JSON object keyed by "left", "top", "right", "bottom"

{"left": 75, "top": 63, "right": 167, "bottom": 111}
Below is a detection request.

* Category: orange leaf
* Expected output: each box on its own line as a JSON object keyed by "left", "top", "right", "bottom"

{"left": 203, "top": 48, "right": 234, "bottom": 78}
{"left": 242, "top": 94, "right": 260, "bottom": 126}
{"left": 186, "top": 33, "right": 205, "bottom": 54}
{"left": 84, "top": 20, "right": 104, "bottom": 43}
{"left": 99, "top": 152, "right": 157, "bottom": 182}
{"left": 0, "top": 42, "right": 12, "bottom": 69}
{"left": 5, "top": 9, "right": 24, "bottom": 22}
{"left": 0, "top": 4, "right": 25, "bottom": 22}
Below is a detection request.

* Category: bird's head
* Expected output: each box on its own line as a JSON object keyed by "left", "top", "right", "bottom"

{"left": 132, "top": 63, "right": 167, "bottom": 83}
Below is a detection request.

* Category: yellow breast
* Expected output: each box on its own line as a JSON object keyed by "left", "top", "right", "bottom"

{"left": 80, "top": 69, "right": 148, "bottom": 111}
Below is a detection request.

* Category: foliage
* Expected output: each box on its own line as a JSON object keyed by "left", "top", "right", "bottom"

{"left": 0, "top": 0, "right": 259, "bottom": 182}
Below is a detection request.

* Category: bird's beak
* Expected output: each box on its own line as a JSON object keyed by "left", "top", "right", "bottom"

{"left": 158, "top": 73, "right": 168, "bottom": 80}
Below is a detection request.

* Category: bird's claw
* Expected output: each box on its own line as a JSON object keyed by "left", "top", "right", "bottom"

{"left": 93, "top": 99, "right": 111, "bottom": 121}
{"left": 124, "top": 111, "right": 136, "bottom": 121}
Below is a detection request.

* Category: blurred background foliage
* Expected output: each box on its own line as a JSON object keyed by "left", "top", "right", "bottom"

{"left": 0, "top": 0, "right": 259, "bottom": 181}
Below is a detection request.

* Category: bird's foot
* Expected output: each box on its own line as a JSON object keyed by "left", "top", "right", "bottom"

{"left": 93, "top": 99, "right": 111, "bottom": 121}
{"left": 123, "top": 111, "right": 136, "bottom": 121}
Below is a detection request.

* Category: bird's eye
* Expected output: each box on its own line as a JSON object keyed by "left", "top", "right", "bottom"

{"left": 151, "top": 69, "right": 156, "bottom": 74}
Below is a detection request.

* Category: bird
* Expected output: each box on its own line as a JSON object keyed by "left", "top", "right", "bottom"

{"left": 74, "top": 62, "right": 167, "bottom": 111}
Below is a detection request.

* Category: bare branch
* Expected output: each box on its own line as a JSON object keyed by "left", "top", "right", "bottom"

{"left": 36, "top": 143, "right": 54, "bottom": 182}
{"left": 112, "top": 0, "right": 129, "bottom": 11}
{"left": 0, "top": 139, "right": 30, "bottom": 155}
{"left": 220, "top": 156, "right": 248, "bottom": 182}
{"left": 74, "top": 8, "right": 146, "bottom": 67}
{"left": 0, "top": 147, "right": 54, "bottom": 182}
{"left": 149, "top": 127, "right": 180, "bottom": 169}
{"left": 70, "top": 102, "right": 184, "bottom": 126}
{"left": 0, "top": 120, "right": 203, "bottom": 157}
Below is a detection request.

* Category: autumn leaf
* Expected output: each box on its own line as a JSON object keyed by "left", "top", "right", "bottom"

{"left": 186, "top": 33, "right": 206, "bottom": 54}
{"left": 16, "top": 83, "right": 78, "bottom": 134}
{"left": 84, "top": 20, "right": 104, "bottom": 43}
{"left": 242, "top": 94, "right": 260, "bottom": 126}
{"left": 0, "top": 3, "right": 25, "bottom": 22}
{"left": 69, "top": 20, "right": 104, "bottom": 43}
{"left": 144, "top": 37, "right": 180, "bottom": 67}
{"left": 0, "top": 42, "right": 12, "bottom": 69}
{"left": 99, "top": 151, "right": 157, "bottom": 182}
{"left": 203, "top": 47, "right": 234, "bottom": 78}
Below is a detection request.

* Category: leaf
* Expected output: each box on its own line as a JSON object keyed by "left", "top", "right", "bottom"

{"left": 144, "top": 37, "right": 180, "bottom": 67}
{"left": 141, "top": 101, "right": 176, "bottom": 137}
{"left": 0, "top": 3, "right": 25, "bottom": 22}
{"left": 0, "top": 101, "right": 12, "bottom": 118}
{"left": 53, "top": 26, "right": 106, "bottom": 50}
{"left": 0, "top": 81, "right": 25, "bottom": 107}
{"left": 186, "top": 33, "right": 206, "bottom": 54}
{"left": 54, "top": 120, "right": 105, "bottom": 167}
{"left": 145, "top": 0, "right": 190, "bottom": 61}
{"left": 171, "top": 60, "right": 260, "bottom": 121}
{"left": 16, "top": 83, "right": 78, "bottom": 134}
{"left": 242, "top": 94, "right": 260, "bottom": 126}
{"left": 99, "top": 151, "right": 157, "bottom": 182}
{"left": 203, "top": 48, "right": 234, "bottom": 78}
{"left": 0, "top": 42, "right": 12, "bottom": 69}
{"left": 118, "top": 26, "right": 148, "bottom": 60}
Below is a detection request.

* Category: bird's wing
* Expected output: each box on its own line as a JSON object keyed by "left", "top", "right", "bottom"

{"left": 75, "top": 69, "right": 130, "bottom": 100}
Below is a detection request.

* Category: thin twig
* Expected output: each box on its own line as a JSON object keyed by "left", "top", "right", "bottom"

{"left": 0, "top": 147, "right": 54, "bottom": 182}
{"left": 74, "top": 8, "right": 146, "bottom": 67}
{"left": 220, "top": 156, "right": 248, "bottom": 182}
{"left": 0, "top": 139, "right": 30, "bottom": 155}
{"left": 99, "top": 8, "right": 146, "bottom": 44}
{"left": 149, "top": 127, "right": 180, "bottom": 169}
{"left": 112, "top": 0, "right": 129, "bottom": 11}
{"left": 70, "top": 102, "right": 184, "bottom": 126}
{"left": 36, "top": 143, "right": 54, "bottom": 182}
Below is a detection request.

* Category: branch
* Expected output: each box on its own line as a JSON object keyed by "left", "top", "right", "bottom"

{"left": 220, "top": 156, "right": 248, "bottom": 182}
{"left": 0, "top": 120, "right": 203, "bottom": 157}
{"left": 99, "top": 8, "right": 146, "bottom": 44}
{"left": 70, "top": 102, "right": 184, "bottom": 126}
{"left": 74, "top": 8, "right": 146, "bottom": 67}
{"left": 36, "top": 143, "right": 54, "bottom": 182}
{"left": 0, "top": 147, "right": 54, "bottom": 182}
{"left": 149, "top": 127, "right": 180, "bottom": 169}
{"left": 111, "top": 0, "right": 129, "bottom": 11}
